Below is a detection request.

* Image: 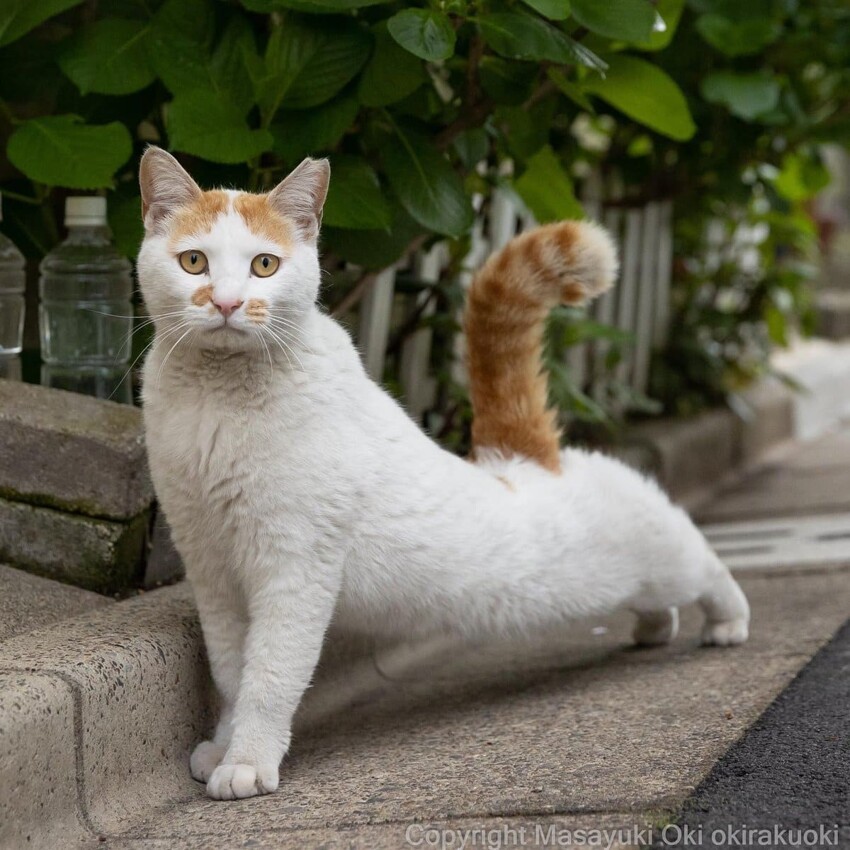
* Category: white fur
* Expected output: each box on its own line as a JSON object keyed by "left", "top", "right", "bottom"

{"left": 138, "top": 196, "right": 749, "bottom": 802}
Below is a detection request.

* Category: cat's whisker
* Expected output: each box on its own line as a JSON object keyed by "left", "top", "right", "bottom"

{"left": 259, "top": 325, "right": 295, "bottom": 372}
{"left": 265, "top": 318, "right": 316, "bottom": 356}
{"left": 108, "top": 319, "right": 194, "bottom": 401}
{"left": 156, "top": 324, "right": 197, "bottom": 386}
{"left": 256, "top": 326, "right": 274, "bottom": 378}
{"left": 261, "top": 324, "right": 305, "bottom": 372}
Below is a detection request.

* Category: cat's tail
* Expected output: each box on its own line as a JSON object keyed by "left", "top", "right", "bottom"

{"left": 464, "top": 220, "right": 618, "bottom": 473}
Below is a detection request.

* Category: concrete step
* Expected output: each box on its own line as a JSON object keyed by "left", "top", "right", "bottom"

{"left": 2, "top": 566, "right": 849, "bottom": 849}
{"left": 0, "top": 564, "right": 110, "bottom": 642}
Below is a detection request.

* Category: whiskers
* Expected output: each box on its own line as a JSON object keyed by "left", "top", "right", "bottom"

{"left": 258, "top": 311, "right": 311, "bottom": 373}
{"left": 155, "top": 320, "right": 198, "bottom": 387}
{"left": 99, "top": 309, "right": 191, "bottom": 402}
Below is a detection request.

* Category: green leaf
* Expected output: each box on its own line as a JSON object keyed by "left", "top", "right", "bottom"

{"left": 253, "top": 18, "right": 317, "bottom": 121}
{"left": 497, "top": 103, "right": 554, "bottom": 161}
{"left": 582, "top": 54, "right": 696, "bottom": 140}
{"left": 513, "top": 145, "right": 583, "bottom": 222}
{"left": 700, "top": 71, "right": 780, "bottom": 121}
{"left": 479, "top": 12, "right": 607, "bottom": 70}
{"left": 148, "top": 0, "right": 216, "bottom": 97}
{"left": 271, "top": 96, "right": 358, "bottom": 164}
{"left": 323, "top": 158, "right": 391, "bottom": 230}
{"left": 387, "top": 9, "right": 456, "bottom": 62}
{"left": 108, "top": 191, "right": 145, "bottom": 259}
{"left": 209, "top": 17, "right": 258, "bottom": 110}
{"left": 570, "top": 0, "right": 656, "bottom": 43}
{"left": 632, "top": 0, "right": 685, "bottom": 51}
{"left": 772, "top": 153, "right": 830, "bottom": 202}
{"left": 242, "top": 0, "right": 386, "bottom": 10}
{"left": 167, "top": 91, "right": 273, "bottom": 163}
{"left": 358, "top": 23, "right": 426, "bottom": 107}
{"left": 258, "top": 18, "right": 371, "bottom": 115}
{"left": 286, "top": 22, "right": 371, "bottom": 109}
{"left": 7, "top": 116, "right": 132, "bottom": 189}
{"left": 323, "top": 203, "right": 421, "bottom": 268}
{"left": 382, "top": 126, "right": 472, "bottom": 238}
{"left": 0, "top": 0, "right": 83, "bottom": 48}
{"left": 58, "top": 18, "right": 154, "bottom": 96}
{"left": 453, "top": 129, "right": 489, "bottom": 169}
{"left": 548, "top": 68, "right": 593, "bottom": 111}
{"left": 479, "top": 56, "right": 538, "bottom": 104}
{"left": 695, "top": 13, "right": 781, "bottom": 57}
{"left": 520, "top": 0, "right": 570, "bottom": 21}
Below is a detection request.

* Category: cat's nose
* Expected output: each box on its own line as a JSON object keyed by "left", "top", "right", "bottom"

{"left": 213, "top": 297, "right": 243, "bottom": 318}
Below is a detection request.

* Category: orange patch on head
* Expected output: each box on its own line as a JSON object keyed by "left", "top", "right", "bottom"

{"left": 191, "top": 283, "right": 214, "bottom": 307}
{"left": 245, "top": 298, "right": 268, "bottom": 323}
{"left": 170, "top": 190, "right": 229, "bottom": 245}
{"left": 233, "top": 194, "right": 293, "bottom": 251}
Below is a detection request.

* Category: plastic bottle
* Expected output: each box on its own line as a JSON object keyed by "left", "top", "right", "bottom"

{"left": 0, "top": 193, "right": 26, "bottom": 356}
{"left": 39, "top": 197, "right": 134, "bottom": 402}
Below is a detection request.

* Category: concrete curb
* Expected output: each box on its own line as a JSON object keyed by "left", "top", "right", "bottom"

{"left": 0, "top": 585, "right": 209, "bottom": 848}
{"left": 617, "top": 377, "right": 795, "bottom": 504}
{"left": 3, "top": 569, "right": 848, "bottom": 850}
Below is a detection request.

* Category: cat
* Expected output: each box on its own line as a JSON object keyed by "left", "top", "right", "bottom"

{"left": 137, "top": 146, "right": 750, "bottom": 802}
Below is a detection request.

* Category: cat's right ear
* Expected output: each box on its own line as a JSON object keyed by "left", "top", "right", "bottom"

{"left": 139, "top": 146, "right": 201, "bottom": 234}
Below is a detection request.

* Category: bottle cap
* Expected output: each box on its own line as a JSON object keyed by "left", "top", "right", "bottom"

{"left": 65, "top": 196, "right": 107, "bottom": 227}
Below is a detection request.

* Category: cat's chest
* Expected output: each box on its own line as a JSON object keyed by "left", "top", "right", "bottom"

{"left": 146, "top": 385, "right": 292, "bottom": 502}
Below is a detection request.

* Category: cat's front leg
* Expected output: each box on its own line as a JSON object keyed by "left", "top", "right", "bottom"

{"left": 206, "top": 563, "right": 340, "bottom": 801}
{"left": 189, "top": 579, "right": 247, "bottom": 783}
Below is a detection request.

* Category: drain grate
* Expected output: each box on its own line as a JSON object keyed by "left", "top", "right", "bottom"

{"left": 701, "top": 513, "right": 850, "bottom": 571}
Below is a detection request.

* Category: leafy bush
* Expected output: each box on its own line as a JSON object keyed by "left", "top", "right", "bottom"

{"left": 0, "top": 0, "right": 847, "bottom": 436}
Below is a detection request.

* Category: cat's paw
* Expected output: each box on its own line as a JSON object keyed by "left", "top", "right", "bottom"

{"left": 702, "top": 618, "right": 749, "bottom": 647}
{"left": 190, "top": 741, "right": 227, "bottom": 783}
{"left": 207, "top": 762, "right": 279, "bottom": 801}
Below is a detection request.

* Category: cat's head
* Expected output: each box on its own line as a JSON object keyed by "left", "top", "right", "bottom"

{"left": 136, "top": 146, "right": 329, "bottom": 353}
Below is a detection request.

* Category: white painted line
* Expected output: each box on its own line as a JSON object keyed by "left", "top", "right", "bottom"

{"left": 701, "top": 512, "right": 850, "bottom": 570}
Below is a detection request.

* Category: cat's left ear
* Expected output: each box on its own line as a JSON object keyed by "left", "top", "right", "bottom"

{"left": 268, "top": 158, "right": 330, "bottom": 244}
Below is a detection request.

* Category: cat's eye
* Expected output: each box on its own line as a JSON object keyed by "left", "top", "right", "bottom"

{"left": 178, "top": 250, "right": 208, "bottom": 275}
{"left": 251, "top": 254, "right": 280, "bottom": 278}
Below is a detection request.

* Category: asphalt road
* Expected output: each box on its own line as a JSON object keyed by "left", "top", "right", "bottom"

{"left": 656, "top": 614, "right": 850, "bottom": 850}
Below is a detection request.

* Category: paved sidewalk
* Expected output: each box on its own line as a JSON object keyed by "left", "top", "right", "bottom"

{"left": 3, "top": 425, "right": 850, "bottom": 850}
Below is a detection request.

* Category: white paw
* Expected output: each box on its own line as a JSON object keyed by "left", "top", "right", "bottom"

{"left": 702, "top": 618, "right": 749, "bottom": 647}
{"left": 190, "top": 740, "right": 227, "bottom": 783}
{"left": 633, "top": 607, "right": 679, "bottom": 647}
{"left": 207, "top": 762, "right": 279, "bottom": 801}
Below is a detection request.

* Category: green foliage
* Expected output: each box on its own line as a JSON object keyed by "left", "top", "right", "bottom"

{"left": 7, "top": 116, "right": 132, "bottom": 189}
{"left": 582, "top": 54, "right": 696, "bottom": 141}
{"left": 0, "top": 0, "right": 847, "bottom": 436}
{"left": 514, "top": 145, "right": 583, "bottom": 221}
{"left": 387, "top": 9, "right": 455, "bottom": 62}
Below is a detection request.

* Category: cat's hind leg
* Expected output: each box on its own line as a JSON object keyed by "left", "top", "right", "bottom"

{"left": 632, "top": 606, "right": 679, "bottom": 647}
{"left": 699, "top": 563, "right": 750, "bottom": 646}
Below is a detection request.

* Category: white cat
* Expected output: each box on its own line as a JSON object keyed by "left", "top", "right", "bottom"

{"left": 137, "top": 147, "right": 750, "bottom": 802}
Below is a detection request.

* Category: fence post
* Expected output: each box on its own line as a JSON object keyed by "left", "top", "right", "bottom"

{"left": 400, "top": 244, "right": 447, "bottom": 419}
{"left": 357, "top": 266, "right": 396, "bottom": 381}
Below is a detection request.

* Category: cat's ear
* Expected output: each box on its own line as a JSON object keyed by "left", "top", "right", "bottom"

{"left": 139, "top": 146, "right": 201, "bottom": 233}
{"left": 268, "top": 158, "right": 330, "bottom": 244}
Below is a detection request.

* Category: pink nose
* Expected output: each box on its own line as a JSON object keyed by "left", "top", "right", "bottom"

{"left": 213, "top": 297, "right": 243, "bottom": 318}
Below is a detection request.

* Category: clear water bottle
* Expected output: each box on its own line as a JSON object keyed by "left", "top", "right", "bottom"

{"left": 0, "top": 193, "right": 26, "bottom": 356}
{"left": 39, "top": 197, "right": 134, "bottom": 402}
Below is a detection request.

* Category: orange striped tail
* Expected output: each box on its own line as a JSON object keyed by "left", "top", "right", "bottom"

{"left": 464, "top": 220, "right": 618, "bottom": 473}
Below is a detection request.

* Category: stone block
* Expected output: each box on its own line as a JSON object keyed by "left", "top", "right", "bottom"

{"left": 0, "top": 496, "right": 148, "bottom": 594}
{"left": 0, "top": 379, "right": 153, "bottom": 521}
{"left": 145, "top": 511, "right": 184, "bottom": 587}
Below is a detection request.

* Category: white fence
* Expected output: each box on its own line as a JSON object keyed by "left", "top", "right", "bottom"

{"left": 350, "top": 189, "right": 674, "bottom": 422}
